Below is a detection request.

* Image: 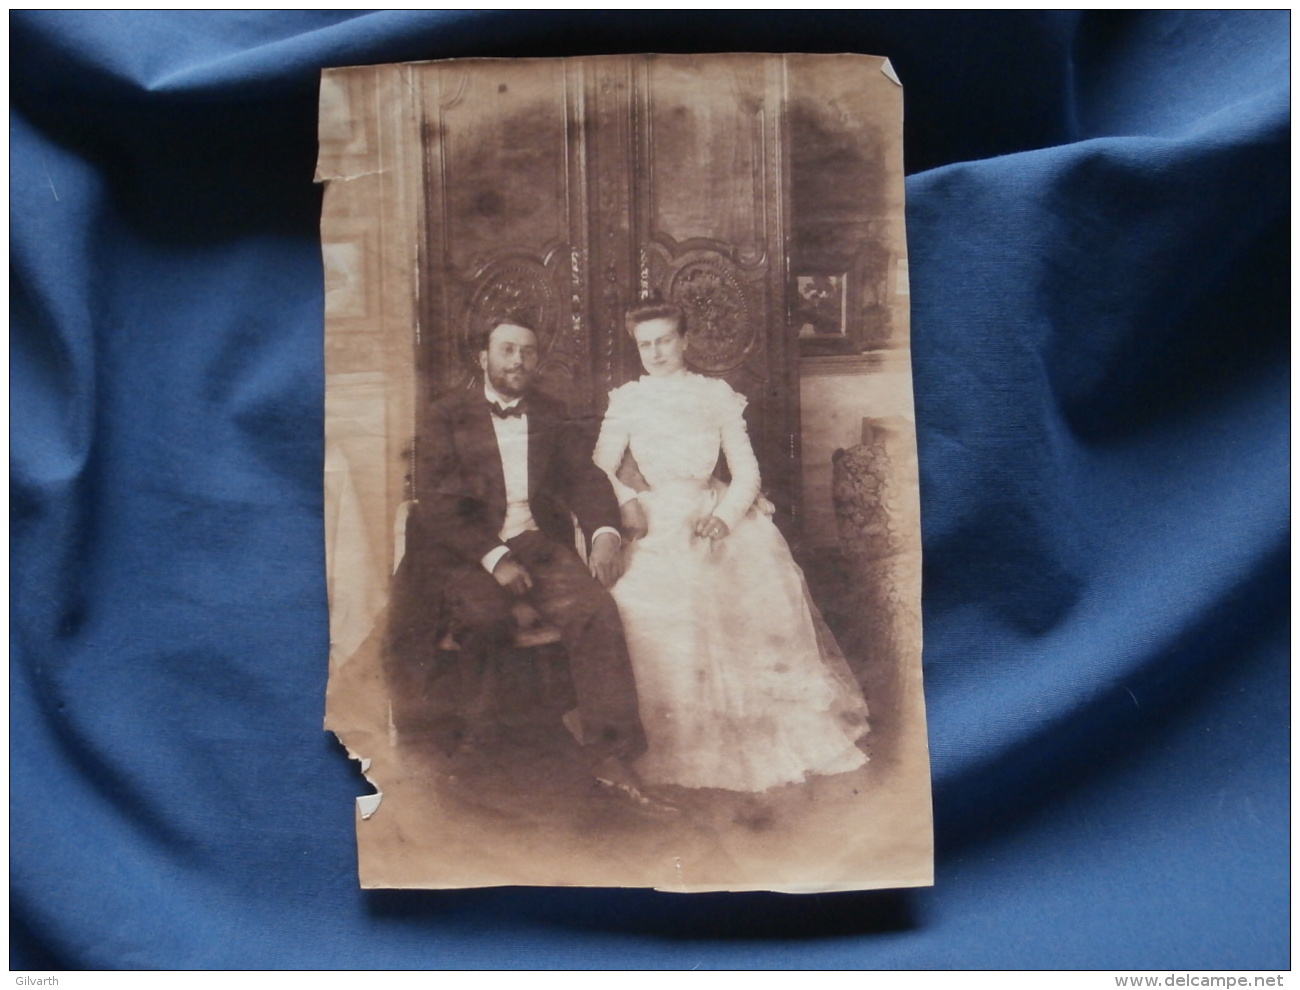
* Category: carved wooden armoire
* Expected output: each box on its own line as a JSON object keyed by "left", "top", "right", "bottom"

{"left": 414, "top": 54, "right": 800, "bottom": 525}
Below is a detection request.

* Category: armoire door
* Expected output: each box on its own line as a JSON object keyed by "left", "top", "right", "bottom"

{"left": 416, "top": 58, "right": 595, "bottom": 414}
{"left": 624, "top": 54, "right": 796, "bottom": 527}
{"left": 416, "top": 55, "right": 797, "bottom": 527}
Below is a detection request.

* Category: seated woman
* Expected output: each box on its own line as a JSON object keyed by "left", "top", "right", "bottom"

{"left": 594, "top": 302, "right": 869, "bottom": 793}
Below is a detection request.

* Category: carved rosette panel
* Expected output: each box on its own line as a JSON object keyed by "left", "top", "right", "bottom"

{"left": 661, "top": 252, "right": 758, "bottom": 376}
{"left": 464, "top": 262, "right": 556, "bottom": 358}
{"left": 458, "top": 255, "right": 584, "bottom": 404}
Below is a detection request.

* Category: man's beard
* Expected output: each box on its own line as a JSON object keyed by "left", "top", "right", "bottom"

{"left": 488, "top": 365, "right": 531, "bottom": 400}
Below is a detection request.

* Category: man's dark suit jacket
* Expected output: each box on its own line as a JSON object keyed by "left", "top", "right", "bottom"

{"left": 410, "top": 388, "right": 621, "bottom": 571}
{"left": 388, "top": 387, "right": 622, "bottom": 655}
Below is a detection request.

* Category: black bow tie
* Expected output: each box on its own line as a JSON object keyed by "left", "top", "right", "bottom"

{"left": 489, "top": 400, "right": 526, "bottom": 419}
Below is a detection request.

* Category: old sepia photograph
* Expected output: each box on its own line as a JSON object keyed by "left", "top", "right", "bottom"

{"left": 318, "top": 53, "right": 931, "bottom": 892}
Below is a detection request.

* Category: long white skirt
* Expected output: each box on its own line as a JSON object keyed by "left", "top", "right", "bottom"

{"left": 612, "top": 479, "right": 869, "bottom": 792}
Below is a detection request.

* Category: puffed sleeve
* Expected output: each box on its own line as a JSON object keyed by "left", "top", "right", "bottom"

{"left": 710, "top": 381, "right": 762, "bottom": 531}
{"left": 593, "top": 384, "right": 642, "bottom": 507}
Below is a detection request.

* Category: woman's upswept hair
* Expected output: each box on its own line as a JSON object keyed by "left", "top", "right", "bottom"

{"left": 624, "top": 300, "right": 686, "bottom": 338}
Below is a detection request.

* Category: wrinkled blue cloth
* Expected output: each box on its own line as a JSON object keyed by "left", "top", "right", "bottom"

{"left": 11, "top": 11, "right": 1289, "bottom": 970}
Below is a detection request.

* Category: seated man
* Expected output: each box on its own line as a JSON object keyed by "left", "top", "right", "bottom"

{"left": 387, "top": 320, "right": 649, "bottom": 804}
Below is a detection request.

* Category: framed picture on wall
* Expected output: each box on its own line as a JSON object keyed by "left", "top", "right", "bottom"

{"left": 794, "top": 273, "right": 849, "bottom": 343}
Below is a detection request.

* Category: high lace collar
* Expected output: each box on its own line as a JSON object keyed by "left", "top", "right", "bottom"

{"left": 638, "top": 369, "right": 695, "bottom": 386}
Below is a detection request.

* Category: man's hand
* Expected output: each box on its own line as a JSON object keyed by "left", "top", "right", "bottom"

{"left": 620, "top": 499, "right": 649, "bottom": 540}
{"left": 694, "top": 514, "right": 730, "bottom": 541}
{"left": 492, "top": 554, "right": 533, "bottom": 595}
{"left": 589, "top": 531, "right": 624, "bottom": 589}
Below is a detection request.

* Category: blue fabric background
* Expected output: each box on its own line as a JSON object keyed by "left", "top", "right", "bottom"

{"left": 10, "top": 11, "right": 1289, "bottom": 970}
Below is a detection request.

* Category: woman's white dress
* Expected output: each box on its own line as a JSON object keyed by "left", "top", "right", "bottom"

{"left": 595, "top": 371, "right": 869, "bottom": 792}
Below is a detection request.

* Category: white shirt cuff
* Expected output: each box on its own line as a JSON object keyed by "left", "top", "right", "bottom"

{"left": 592, "top": 526, "right": 621, "bottom": 545}
{"left": 480, "top": 545, "right": 511, "bottom": 574}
